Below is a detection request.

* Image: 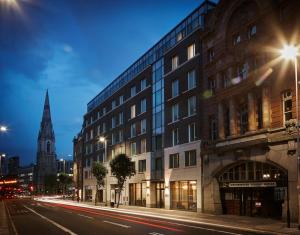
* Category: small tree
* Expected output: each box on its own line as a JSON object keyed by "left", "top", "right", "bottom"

{"left": 44, "top": 174, "right": 57, "bottom": 195}
{"left": 110, "top": 154, "right": 135, "bottom": 207}
{"left": 58, "top": 173, "right": 73, "bottom": 197}
{"left": 92, "top": 162, "right": 108, "bottom": 205}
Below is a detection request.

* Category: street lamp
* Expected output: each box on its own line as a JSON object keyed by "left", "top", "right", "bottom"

{"left": 0, "top": 126, "right": 7, "bottom": 133}
{"left": 281, "top": 44, "right": 299, "bottom": 229}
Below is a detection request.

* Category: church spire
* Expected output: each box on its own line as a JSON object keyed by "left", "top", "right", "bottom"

{"left": 38, "top": 90, "right": 55, "bottom": 141}
{"left": 42, "top": 89, "right": 51, "bottom": 122}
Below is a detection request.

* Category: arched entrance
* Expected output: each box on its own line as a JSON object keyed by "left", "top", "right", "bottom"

{"left": 217, "top": 161, "right": 287, "bottom": 218}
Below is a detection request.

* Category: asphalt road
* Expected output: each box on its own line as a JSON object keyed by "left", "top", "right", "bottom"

{"left": 3, "top": 199, "right": 273, "bottom": 235}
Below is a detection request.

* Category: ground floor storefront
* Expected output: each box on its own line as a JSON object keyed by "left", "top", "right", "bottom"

{"left": 170, "top": 181, "right": 197, "bottom": 211}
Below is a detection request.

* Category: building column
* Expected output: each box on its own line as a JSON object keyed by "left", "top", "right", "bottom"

{"left": 229, "top": 98, "right": 237, "bottom": 136}
{"left": 218, "top": 103, "right": 225, "bottom": 139}
{"left": 262, "top": 87, "right": 271, "bottom": 128}
{"left": 248, "top": 92, "right": 256, "bottom": 132}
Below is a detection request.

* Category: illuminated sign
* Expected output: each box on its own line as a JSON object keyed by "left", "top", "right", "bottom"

{"left": 227, "top": 182, "right": 276, "bottom": 188}
{"left": 0, "top": 180, "right": 18, "bottom": 185}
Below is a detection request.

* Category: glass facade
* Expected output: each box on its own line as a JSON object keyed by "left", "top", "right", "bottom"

{"left": 170, "top": 181, "right": 197, "bottom": 211}
{"left": 152, "top": 59, "right": 165, "bottom": 151}
{"left": 87, "top": 2, "right": 215, "bottom": 112}
{"left": 129, "top": 183, "right": 147, "bottom": 207}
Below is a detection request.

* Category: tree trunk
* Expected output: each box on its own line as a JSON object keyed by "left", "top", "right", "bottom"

{"left": 95, "top": 185, "right": 98, "bottom": 206}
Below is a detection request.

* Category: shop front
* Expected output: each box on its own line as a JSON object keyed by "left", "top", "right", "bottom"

{"left": 218, "top": 161, "right": 287, "bottom": 218}
{"left": 129, "top": 183, "right": 146, "bottom": 207}
{"left": 170, "top": 180, "right": 197, "bottom": 211}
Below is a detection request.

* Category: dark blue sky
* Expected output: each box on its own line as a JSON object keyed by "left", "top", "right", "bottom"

{"left": 0, "top": 0, "right": 209, "bottom": 166}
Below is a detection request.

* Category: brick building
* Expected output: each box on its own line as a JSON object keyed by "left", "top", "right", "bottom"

{"left": 74, "top": 0, "right": 300, "bottom": 221}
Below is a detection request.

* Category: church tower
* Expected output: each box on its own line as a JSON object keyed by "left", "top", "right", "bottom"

{"left": 36, "top": 90, "right": 57, "bottom": 193}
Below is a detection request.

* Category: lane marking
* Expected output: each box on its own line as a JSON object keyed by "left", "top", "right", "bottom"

{"left": 77, "top": 214, "right": 94, "bottom": 219}
{"left": 46, "top": 203, "right": 183, "bottom": 232}
{"left": 24, "top": 206, "right": 78, "bottom": 235}
{"left": 4, "top": 202, "right": 18, "bottom": 235}
{"left": 103, "top": 220, "right": 131, "bottom": 228}
{"left": 37, "top": 199, "right": 275, "bottom": 234}
{"left": 149, "top": 232, "right": 164, "bottom": 235}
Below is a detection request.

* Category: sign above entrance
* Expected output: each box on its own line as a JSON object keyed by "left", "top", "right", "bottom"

{"left": 226, "top": 182, "right": 277, "bottom": 188}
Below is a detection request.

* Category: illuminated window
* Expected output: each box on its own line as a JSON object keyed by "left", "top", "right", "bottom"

{"left": 131, "top": 105, "right": 136, "bottom": 119}
{"left": 172, "top": 55, "right": 179, "bottom": 70}
{"left": 187, "top": 43, "right": 195, "bottom": 60}
{"left": 169, "top": 153, "right": 179, "bottom": 168}
{"left": 283, "top": 90, "right": 292, "bottom": 123}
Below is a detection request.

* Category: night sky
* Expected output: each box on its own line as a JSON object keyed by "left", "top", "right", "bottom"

{"left": 0, "top": 0, "right": 209, "bottom": 166}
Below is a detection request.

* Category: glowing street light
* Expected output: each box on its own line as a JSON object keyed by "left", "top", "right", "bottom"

{"left": 0, "top": 126, "right": 7, "bottom": 132}
{"left": 280, "top": 44, "right": 298, "bottom": 229}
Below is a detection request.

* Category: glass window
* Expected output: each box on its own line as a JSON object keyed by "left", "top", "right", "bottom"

{"left": 141, "top": 138, "right": 147, "bottom": 153}
{"left": 131, "top": 105, "right": 136, "bottom": 119}
{"left": 209, "top": 116, "right": 217, "bottom": 140}
{"left": 188, "top": 123, "right": 196, "bottom": 142}
{"left": 130, "top": 142, "right": 136, "bottom": 156}
{"left": 185, "top": 150, "right": 196, "bottom": 167}
{"left": 138, "top": 160, "right": 146, "bottom": 172}
{"left": 188, "top": 96, "right": 196, "bottom": 116}
{"left": 119, "top": 130, "right": 123, "bottom": 142}
{"left": 140, "top": 98, "right": 147, "bottom": 113}
{"left": 187, "top": 70, "right": 196, "bottom": 90}
{"left": 208, "top": 48, "right": 214, "bottom": 62}
{"left": 111, "top": 100, "right": 116, "bottom": 109}
{"left": 169, "top": 153, "right": 179, "bottom": 168}
{"left": 208, "top": 78, "right": 216, "bottom": 95}
{"left": 172, "top": 128, "right": 179, "bottom": 146}
{"left": 141, "top": 78, "right": 147, "bottom": 91}
{"left": 141, "top": 119, "right": 147, "bottom": 134}
{"left": 187, "top": 43, "right": 196, "bottom": 60}
{"left": 130, "top": 123, "right": 136, "bottom": 138}
{"left": 283, "top": 90, "right": 292, "bottom": 123}
{"left": 111, "top": 116, "right": 116, "bottom": 128}
{"left": 172, "top": 55, "right": 179, "bottom": 70}
{"left": 172, "top": 103, "right": 179, "bottom": 122}
{"left": 233, "top": 34, "right": 241, "bottom": 45}
{"left": 239, "top": 103, "right": 248, "bottom": 134}
{"left": 172, "top": 80, "right": 179, "bottom": 98}
{"left": 103, "top": 107, "right": 106, "bottom": 115}
{"left": 119, "top": 95, "right": 124, "bottom": 105}
{"left": 102, "top": 122, "right": 106, "bottom": 133}
{"left": 119, "top": 112, "right": 123, "bottom": 125}
{"left": 248, "top": 24, "right": 257, "bottom": 39}
{"left": 131, "top": 86, "right": 136, "bottom": 97}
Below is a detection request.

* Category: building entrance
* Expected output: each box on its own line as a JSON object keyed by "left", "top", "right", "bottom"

{"left": 218, "top": 161, "right": 287, "bottom": 219}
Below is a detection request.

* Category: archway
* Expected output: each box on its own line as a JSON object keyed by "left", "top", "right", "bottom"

{"left": 217, "top": 161, "right": 287, "bottom": 218}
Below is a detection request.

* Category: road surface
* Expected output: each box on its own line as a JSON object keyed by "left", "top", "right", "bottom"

{"left": 3, "top": 199, "right": 273, "bottom": 235}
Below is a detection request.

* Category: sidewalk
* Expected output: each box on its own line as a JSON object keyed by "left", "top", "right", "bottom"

{"left": 37, "top": 198, "right": 300, "bottom": 235}
{"left": 0, "top": 200, "right": 10, "bottom": 235}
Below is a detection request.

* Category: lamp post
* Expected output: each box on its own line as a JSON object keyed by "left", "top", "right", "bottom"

{"left": 281, "top": 45, "right": 299, "bottom": 228}
{"left": 99, "top": 136, "right": 108, "bottom": 205}
{"left": 0, "top": 154, "right": 6, "bottom": 178}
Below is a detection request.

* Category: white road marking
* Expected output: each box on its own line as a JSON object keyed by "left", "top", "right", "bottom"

{"left": 4, "top": 202, "right": 18, "bottom": 235}
{"left": 77, "top": 214, "right": 94, "bottom": 219}
{"left": 103, "top": 220, "right": 131, "bottom": 228}
{"left": 149, "top": 232, "right": 164, "bottom": 235}
{"left": 36, "top": 199, "right": 276, "bottom": 235}
{"left": 24, "top": 206, "right": 78, "bottom": 235}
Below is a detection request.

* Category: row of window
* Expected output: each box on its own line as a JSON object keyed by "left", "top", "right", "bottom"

{"left": 171, "top": 96, "right": 196, "bottom": 122}
{"left": 171, "top": 69, "right": 196, "bottom": 98}
{"left": 86, "top": 78, "right": 147, "bottom": 127}
{"left": 169, "top": 150, "right": 197, "bottom": 168}
{"left": 171, "top": 43, "right": 196, "bottom": 71}
{"left": 171, "top": 123, "right": 196, "bottom": 146}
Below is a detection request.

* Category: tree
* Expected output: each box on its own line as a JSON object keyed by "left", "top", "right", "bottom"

{"left": 58, "top": 173, "right": 73, "bottom": 197}
{"left": 44, "top": 174, "right": 57, "bottom": 194}
{"left": 92, "top": 162, "right": 108, "bottom": 205}
{"left": 110, "top": 154, "right": 135, "bottom": 207}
